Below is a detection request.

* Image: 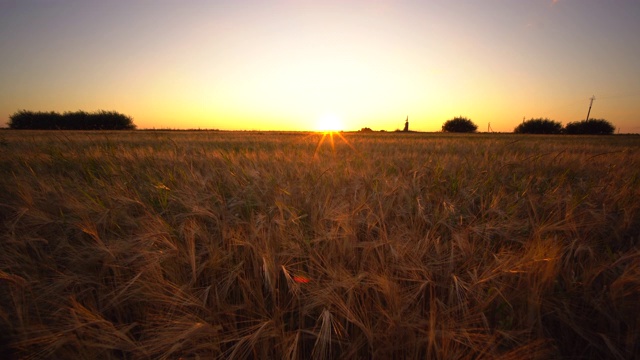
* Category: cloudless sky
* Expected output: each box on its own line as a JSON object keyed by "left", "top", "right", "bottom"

{"left": 1, "top": 0, "right": 639, "bottom": 132}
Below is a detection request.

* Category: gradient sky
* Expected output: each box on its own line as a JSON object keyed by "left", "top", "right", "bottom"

{"left": 1, "top": 0, "right": 639, "bottom": 132}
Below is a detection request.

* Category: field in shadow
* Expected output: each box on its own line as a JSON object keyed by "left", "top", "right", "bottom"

{"left": 1, "top": 131, "right": 638, "bottom": 359}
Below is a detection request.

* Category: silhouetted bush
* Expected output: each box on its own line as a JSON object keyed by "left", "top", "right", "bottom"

{"left": 8, "top": 110, "right": 136, "bottom": 130}
{"left": 359, "top": 127, "right": 373, "bottom": 132}
{"left": 442, "top": 116, "right": 477, "bottom": 133}
{"left": 514, "top": 118, "right": 562, "bottom": 134}
{"left": 564, "top": 119, "right": 615, "bottom": 135}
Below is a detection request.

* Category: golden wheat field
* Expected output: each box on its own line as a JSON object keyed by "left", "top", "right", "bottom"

{"left": 0, "top": 130, "right": 639, "bottom": 359}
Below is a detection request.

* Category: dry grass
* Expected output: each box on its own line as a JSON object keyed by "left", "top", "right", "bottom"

{"left": 0, "top": 130, "right": 639, "bottom": 359}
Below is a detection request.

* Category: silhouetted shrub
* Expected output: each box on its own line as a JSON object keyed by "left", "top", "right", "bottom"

{"left": 442, "top": 116, "right": 477, "bottom": 133}
{"left": 564, "top": 119, "right": 615, "bottom": 135}
{"left": 359, "top": 127, "right": 374, "bottom": 132}
{"left": 514, "top": 118, "right": 562, "bottom": 134}
{"left": 8, "top": 110, "right": 136, "bottom": 130}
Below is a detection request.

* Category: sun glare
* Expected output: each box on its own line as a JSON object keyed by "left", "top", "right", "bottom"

{"left": 311, "top": 113, "right": 356, "bottom": 158}
{"left": 315, "top": 114, "right": 344, "bottom": 132}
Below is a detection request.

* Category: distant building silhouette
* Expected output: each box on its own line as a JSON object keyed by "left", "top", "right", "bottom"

{"left": 403, "top": 116, "right": 409, "bottom": 132}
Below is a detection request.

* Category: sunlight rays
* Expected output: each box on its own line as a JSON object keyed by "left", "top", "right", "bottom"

{"left": 313, "top": 131, "right": 357, "bottom": 159}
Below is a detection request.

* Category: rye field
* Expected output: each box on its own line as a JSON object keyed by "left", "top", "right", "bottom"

{"left": 0, "top": 130, "right": 638, "bottom": 359}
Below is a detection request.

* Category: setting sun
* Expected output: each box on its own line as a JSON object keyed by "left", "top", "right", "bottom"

{"left": 315, "top": 114, "right": 344, "bottom": 132}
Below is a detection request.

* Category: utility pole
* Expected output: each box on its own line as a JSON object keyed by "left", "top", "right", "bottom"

{"left": 585, "top": 95, "right": 596, "bottom": 121}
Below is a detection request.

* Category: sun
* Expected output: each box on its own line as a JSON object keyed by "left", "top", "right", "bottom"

{"left": 315, "top": 113, "right": 344, "bottom": 132}
{"left": 310, "top": 113, "right": 356, "bottom": 158}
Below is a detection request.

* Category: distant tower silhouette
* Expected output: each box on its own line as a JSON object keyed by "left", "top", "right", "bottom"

{"left": 585, "top": 95, "right": 596, "bottom": 121}
{"left": 403, "top": 116, "right": 409, "bottom": 132}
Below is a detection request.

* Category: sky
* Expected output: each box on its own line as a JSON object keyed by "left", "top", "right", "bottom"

{"left": 1, "top": 0, "right": 639, "bottom": 132}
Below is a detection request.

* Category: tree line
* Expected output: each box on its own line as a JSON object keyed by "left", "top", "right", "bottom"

{"left": 8, "top": 110, "right": 136, "bottom": 130}
{"left": 441, "top": 116, "right": 615, "bottom": 134}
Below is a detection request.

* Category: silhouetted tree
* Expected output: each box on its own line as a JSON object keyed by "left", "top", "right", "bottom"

{"left": 564, "top": 118, "right": 615, "bottom": 135}
{"left": 8, "top": 110, "right": 136, "bottom": 130}
{"left": 514, "top": 118, "right": 562, "bottom": 134}
{"left": 442, "top": 116, "right": 477, "bottom": 133}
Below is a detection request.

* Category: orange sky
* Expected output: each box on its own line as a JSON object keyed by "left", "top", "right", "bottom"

{"left": 1, "top": 0, "right": 639, "bottom": 132}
